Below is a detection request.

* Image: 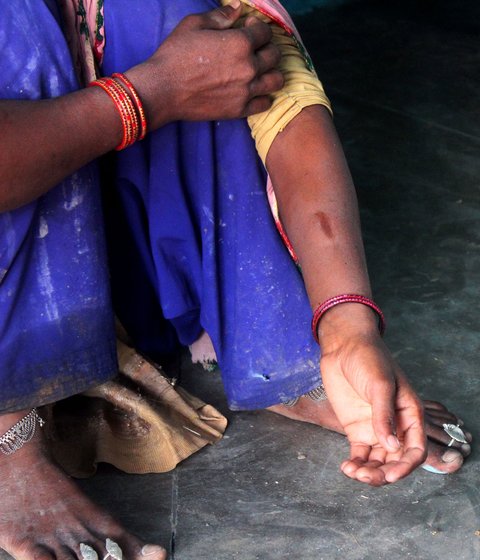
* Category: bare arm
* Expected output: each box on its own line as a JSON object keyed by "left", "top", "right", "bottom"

{"left": 0, "top": 3, "right": 283, "bottom": 212}
{"left": 267, "top": 106, "right": 371, "bottom": 308}
{"left": 0, "top": 90, "right": 122, "bottom": 211}
{"left": 266, "top": 105, "right": 427, "bottom": 486}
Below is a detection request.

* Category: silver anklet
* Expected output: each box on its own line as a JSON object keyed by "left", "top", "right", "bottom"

{"left": 284, "top": 384, "right": 327, "bottom": 407}
{"left": 0, "top": 408, "right": 45, "bottom": 455}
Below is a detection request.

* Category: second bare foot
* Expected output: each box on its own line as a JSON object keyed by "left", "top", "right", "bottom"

{"left": 268, "top": 397, "right": 471, "bottom": 476}
{"left": 0, "top": 409, "right": 167, "bottom": 560}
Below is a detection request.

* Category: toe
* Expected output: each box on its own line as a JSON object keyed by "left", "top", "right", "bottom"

{"left": 94, "top": 533, "right": 167, "bottom": 560}
{"left": 8, "top": 542, "right": 57, "bottom": 560}
{"left": 83, "top": 515, "right": 167, "bottom": 560}
{"left": 31, "top": 547, "right": 56, "bottom": 560}
{"left": 425, "top": 421, "right": 472, "bottom": 454}
{"left": 423, "top": 401, "right": 471, "bottom": 437}
{"left": 422, "top": 440, "right": 464, "bottom": 475}
{"left": 423, "top": 400, "right": 449, "bottom": 413}
{"left": 425, "top": 408, "right": 459, "bottom": 426}
{"left": 140, "top": 544, "right": 168, "bottom": 559}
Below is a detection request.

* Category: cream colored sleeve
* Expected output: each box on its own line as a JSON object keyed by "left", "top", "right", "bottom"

{"left": 221, "top": 2, "right": 332, "bottom": 164}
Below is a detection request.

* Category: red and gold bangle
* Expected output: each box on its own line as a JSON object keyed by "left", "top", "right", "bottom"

{"left": 89, "top": 77, "right": 140, "bottom": 150}
{"left": 311, "top": 294, "right": 386, "bottom": 344}
{"left": 100, "top": 77, "right": 139, "bottom": 149}
{"left": 109, "top": 78, "right": 140, "bottom": 149}
{"left": 112, "top": 72, "right": 147, "bottom": 141}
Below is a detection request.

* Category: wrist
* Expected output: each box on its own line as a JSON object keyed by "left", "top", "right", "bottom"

{"left": 124, "top": 63, "right": 170, "bottom": 131}
{"left": 315, "top": 301, "right": 383, "bottom": 353}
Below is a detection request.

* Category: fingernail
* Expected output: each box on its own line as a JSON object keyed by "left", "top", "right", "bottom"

{"left": 387, "top": 435, "right": 401, "bottom": 450}
{"left": 229, "top": 0, "right": 241, "bottom": 8}
{"left": 360, "top": 476, "right": 372, "bottom": 484}
{"left": 142, "top": 544, "right": 166, "bottom": 556}
{"left": 421, "top": 464, "right": 448, "bottom": 475}
{"left": 442, "top": 450, "right": 460, "bottom": 463}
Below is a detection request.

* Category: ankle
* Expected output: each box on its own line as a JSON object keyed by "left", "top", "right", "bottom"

{"left": 0, "top": 408, "right": 47, "bottom": 466}
{"left": 0, "top": 409, "right": 33, "bottom": 431}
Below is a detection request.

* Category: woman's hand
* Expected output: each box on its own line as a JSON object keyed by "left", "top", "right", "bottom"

{"left": 318, "top": 308, "right": 427, "bottom": 486}
{"left": 126, "top": 2, "right": 284, "bottom": 129}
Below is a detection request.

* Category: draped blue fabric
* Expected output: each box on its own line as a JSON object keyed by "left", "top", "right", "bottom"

{"left": 103, "top": 0, "right": 321, "bottom": 409}
{"left": 0, "top": 0, "right": 320, "bottom": 413}
{"left": 0, "top": 0, "right": 117, "bottom": 412}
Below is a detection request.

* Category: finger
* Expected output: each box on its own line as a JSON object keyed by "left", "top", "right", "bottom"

{"left": 367, "top": 444, "right": 389, "bottom": 465}
{"left": 343, "top": 443, "right": 393, "bottom": 486}
{"left": 382, "top": 445, "right": 427, "bottom": 483}
{"left": 244, "top": 14, "right": 263, "bottom": 26}
{"left": 254, "top": 43, "right": 282, "bottom": 75}
{"left": 340, "top": 443, "right": 371, "bottom": 478}
{"left": 370, "top": 379, "right": 400, "bottom": 453}
{"left": 193, "top": 1, "right": 243, "bottom": 31}
{"left": 242, "top": 18, "right": 274, "bottom": 51}
{"left": 342, "top": 458, "right": 389, "bottom": 486}
{"left": 383, "top": 418, "right": 427, "bottom": 483}
{"left": 243, "top": 95, "right": 272, "bottom": 116}
{"left": 249, "top": 69, "right": 284, "bottom": 98}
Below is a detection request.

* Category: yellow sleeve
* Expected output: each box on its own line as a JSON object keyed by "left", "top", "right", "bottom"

{"left": 220, "top": 1, "right": 332, "bottom": 165}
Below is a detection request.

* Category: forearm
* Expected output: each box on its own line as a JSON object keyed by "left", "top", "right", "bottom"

{"left": 266, "top": 105, "right": 379, "bottom": 342}
{"left": 0, "top": 88, "right": 122, "bottom": 212}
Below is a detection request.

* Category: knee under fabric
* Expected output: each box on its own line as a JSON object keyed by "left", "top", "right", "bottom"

{"left": 62, "top": 0, "right": 332, "bottom": 165}
{"left": 220, "top": 0, "right": 333, "bottom": 164}
{"left": 101, "top": 0, "right": 322, "bottom": 410}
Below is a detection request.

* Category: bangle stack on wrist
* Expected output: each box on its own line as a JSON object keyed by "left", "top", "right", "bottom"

{"left": 311, "top": 293, "right": 386, "bottom": 344}
{"left": 89, "top": 72, "right": 147, "bottom": 150}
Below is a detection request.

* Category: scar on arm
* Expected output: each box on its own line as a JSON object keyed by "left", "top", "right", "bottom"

{"left": 314, "top": 211, "right": 334, "bottom": 239}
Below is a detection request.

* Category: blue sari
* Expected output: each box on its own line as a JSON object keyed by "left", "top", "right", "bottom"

{"left": 0, "top": 0, "right": 320, "bottom": 413}
{"left": 0, "top": 0, "right": 117, "bottom": 413}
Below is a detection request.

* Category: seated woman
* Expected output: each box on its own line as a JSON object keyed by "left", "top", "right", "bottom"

{"left": 0, "top": 1, "right": 471, "bottom": 559}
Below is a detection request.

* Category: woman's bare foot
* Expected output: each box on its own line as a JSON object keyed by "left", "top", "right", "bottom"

{"left": 268, "top": 398, "right": 472, "bottom": 475}
{"left": 0, "top": 410, "right": 167, "bottom": 560}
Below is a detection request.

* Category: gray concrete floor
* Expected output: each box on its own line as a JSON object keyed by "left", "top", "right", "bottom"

{"left": 83, "top": 3, "right": 479, "bottom": 558}
{"left": 11, "top": 1, "right": 480, "bottom": 559}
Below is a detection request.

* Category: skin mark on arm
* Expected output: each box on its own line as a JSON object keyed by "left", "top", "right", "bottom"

{"left": 314, "top": 210, "right": 334, "bottom": 239}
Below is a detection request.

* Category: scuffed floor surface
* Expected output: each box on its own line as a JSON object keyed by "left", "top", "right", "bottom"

{"left": 2, "top": 1, "right": 480, "bottom": 558}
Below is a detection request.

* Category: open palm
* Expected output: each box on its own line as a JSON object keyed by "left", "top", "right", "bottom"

{"left": 320, "top": 338, "right": 427, "bottom": 486}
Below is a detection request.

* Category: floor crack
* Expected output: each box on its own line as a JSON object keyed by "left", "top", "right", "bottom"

{"left": 169, "top": 471, "right": 179, "bottom": 559}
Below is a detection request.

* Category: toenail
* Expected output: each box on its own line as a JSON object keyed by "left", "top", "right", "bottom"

{"left": 461, "top": 443, "right": 471, "bottom": 454}
{"left": 422, "top": 464, "right": 448, "bottom": 475}
{"left": 442, "top": 450, "right": 461, "bottom": 463}
{"left": 142, "top": 544, "right": 166, "bottom": 556}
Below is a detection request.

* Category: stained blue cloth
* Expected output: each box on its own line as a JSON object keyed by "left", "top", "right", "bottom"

{"left": 103, "top": 0, "right": 321, "bottom": 409}
{"left": 0, "top": 0, "right": 117, "bottom": 413}
{"left": 0, "top": 0, "right": 321, "bottom": 414}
